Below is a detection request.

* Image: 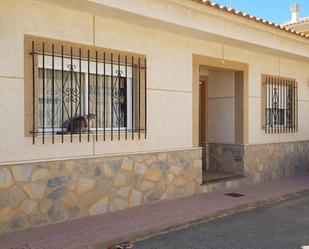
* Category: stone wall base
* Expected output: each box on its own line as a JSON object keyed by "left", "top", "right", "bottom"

{"left": 203, "top": 141, "right": 309, "bottom": 192}
{"left": 1, "top": 141, "right": 308, "bottom": 235}
{"left": 206, "top": 140, "right": 309, "bottom": 183}
{"left": 0, "top": 148, "right": 202, "bottom": 235}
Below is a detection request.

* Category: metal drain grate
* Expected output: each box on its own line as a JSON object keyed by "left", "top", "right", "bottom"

{"left": 224, "top": 192, "right": 245, "bottom": 197}
{"left": 9, "top": 245, "right": 31, "bottom": 249}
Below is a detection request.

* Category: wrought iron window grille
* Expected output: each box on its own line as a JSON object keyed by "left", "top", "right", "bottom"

{"left": 28, "top": 38, "right": 147, "bottom": 144}
{"left": 263, "top": 75, "right": 298, "bottom": 134}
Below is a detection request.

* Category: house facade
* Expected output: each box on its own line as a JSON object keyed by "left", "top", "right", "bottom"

{"left": 0, "top": 0, "right": 309, "bottom": 234}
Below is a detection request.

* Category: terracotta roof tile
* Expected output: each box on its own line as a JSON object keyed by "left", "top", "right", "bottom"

{"left": 284, "top": 17, "right": 309, "bottom": 27}
{"left": 191, "top": 0, "right": 309, "bottom": 40}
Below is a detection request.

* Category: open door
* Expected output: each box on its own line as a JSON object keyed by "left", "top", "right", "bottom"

{"left": 198, "top": 76, "right": 207, "bottom": 171}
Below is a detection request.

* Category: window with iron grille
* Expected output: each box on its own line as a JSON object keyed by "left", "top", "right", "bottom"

{"left": 24, "top": 35, "right": 147, "bottom": 144}
{"left": 262, "top": 75, "right": 298, "bottom": 134}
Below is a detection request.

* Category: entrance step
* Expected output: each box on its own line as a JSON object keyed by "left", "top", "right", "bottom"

{"left": 203, "top": 170, "right": 238, "bottom": 183}
{"left": 202, "top": 173, "right": 247, "bottom": 193}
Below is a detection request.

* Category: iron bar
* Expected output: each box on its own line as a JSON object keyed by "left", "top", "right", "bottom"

{"left": 273, "top": 78, "right": 278, "bottom": 133}
{"left": 125, "top": 55, "right": 128, "bottom": 140}
{"left": 291, "top": 80, "right": 293, "bottom": 132}
{"left": 288, "top": 80, "right": 293, "bottom": 132}
{"left": 280, "top": 79, "right": 285, "bottom": 133}
{"left": 103, "top": 52, "right": 106, "bottom": 141}
{"left": 61, "top": 46, "right": 64, "bottom": 143}
{"left": 70, "top": 47, "right": 73, "bottom": 143}
{"left": 87, "top": 49, "right": 90, "bottom": 142}
{"left": 291, "top": 80, "right": 295, "bottom": 132}
{"left": 138, "top": 57, "right": 141, "bottom": 139}
{"left": 269, "top": 78, "right": 274, "bottom": 133}
{"left": 52, "top": 44, "right": 55, "bottom": 144}
{"left": 144, "top": 58, "right": 147, "bottom": 139}
{"left": 273, "top": 77, "right": 276, "bottom": 134}
{"left": 289, "top": 80, "right": 292, "bottom": 132}
{"left": 287, "top": 80, "right": 289, "bottom": 132}
{"left": 275, "top": 77, "right": 278, "bottom": 134}
{"left": 278, "top": 78, "right": 280, "bottom": 133}
{"left": 268, "top": 77, "right": 272, "bottom": 134}
{"left": 32, "top": 41, "right": 35, "bottom": 144}
{"left": 296, "top": 81, "right": 298, "bottom": 132}
{"left": 264, "top": 78, "right": 267, "bottom": 134}
{"left": 111, "top": 53, "right": 114, "bottom": 141}
{"left": 79, "top": 48, "right": 82, "bottom": 142}
{"left": 131, "top": 56, "right": 134, "bottom": 140}
{"left": 277, "top": 77, "right": 280, "bottom": 133}
{"left": 118, "top": 54, "right": 121, "bottom": 141}
{"left": 283, "top": 79, "right": 286, "bottom": 134}
{"left": 272, "top": 77, "right": 275, "bottom": 133}
{"left": 274, "top": 77, "right": 276, "bottom": 133}
{"left": 288, "top": 80, "right": 291, "bottom": 133}
{"left": 292, "top": 81, "right": 296, "bottom": 132}
{"left": 29, "top": 51, "right": 146, "bottom": 69}
{"left": 286, "top": 80, "right": 289, "bottom": 132}
{"left": 273, "top": 77, "right": 276, "bottom": 133}
{"left": 266, "top": 77, "right": 269, "bottom": 134}
{"left": 42, "top": 42, "right": 45, "bottom": 144}
{"left": 278, "top": 78, "right": 284, "bottom": 133}
{"left": 280, "top": 78, "right": 282, "bottom": 133}
{"left": 291, "top": 80, "right": 294, "bottom": 132}
{"left": 96, "top": 50, "right": 98, "bottom": 141}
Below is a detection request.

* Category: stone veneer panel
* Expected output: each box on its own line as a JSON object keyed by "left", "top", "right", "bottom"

{"left": 0, "top": 148, "right": 202, "bottom": 234}
{"left": 244, "top": 141, "right": 309, "bottom": 183}
{"left": 208, "top": 143, "right": 244, "bottom": 175}
{"left": 207, "top": 141, "right": 309, "bottom": 180}
{"left": 203, "top": 141, "right": 309, "bottom": 192}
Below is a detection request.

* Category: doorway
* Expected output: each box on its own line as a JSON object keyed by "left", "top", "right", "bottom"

{"left": 193, "top": 55, "right": 248, "bottom": 184}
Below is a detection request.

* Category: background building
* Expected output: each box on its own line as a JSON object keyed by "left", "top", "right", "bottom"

{"left": 283, "top": 4, "right": 309, "bottom": 34}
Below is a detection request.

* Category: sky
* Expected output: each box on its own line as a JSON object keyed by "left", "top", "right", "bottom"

{"left": 210, "top": 0, "right": 309, "bottom": 24}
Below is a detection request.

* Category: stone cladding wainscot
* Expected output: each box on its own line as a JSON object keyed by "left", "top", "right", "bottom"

{"left": 0, "top": 148, "right": 202, "bottom": 234}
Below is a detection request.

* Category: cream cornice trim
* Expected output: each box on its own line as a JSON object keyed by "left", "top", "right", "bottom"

{"left": 148, "top": 87, "right": 192, "bottom": 94}
{"left": 0, "top": 75, "right": 24, "bottom": 80}
{"left": 0, "top": 147, "right": 202, "bottom": 166}
{"left": 208, "top": 96, "right": 234, "bottom": 100}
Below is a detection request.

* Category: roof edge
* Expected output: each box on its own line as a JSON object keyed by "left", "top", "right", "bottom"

{"left": 190, "top": 0, "right": 309, "bottom": 40}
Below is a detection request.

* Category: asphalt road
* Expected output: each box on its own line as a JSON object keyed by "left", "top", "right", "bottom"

{"left": 134, "top": 194, "right": 309, "bottom": 249}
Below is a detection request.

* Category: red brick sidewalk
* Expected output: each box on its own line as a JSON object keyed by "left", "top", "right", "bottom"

{"left": 1, "top": 174, "right": 309, "bottom": 249}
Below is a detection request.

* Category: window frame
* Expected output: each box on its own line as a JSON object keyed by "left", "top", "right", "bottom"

{"left": 37, "top": 55, "right": 133, "bottom": 132}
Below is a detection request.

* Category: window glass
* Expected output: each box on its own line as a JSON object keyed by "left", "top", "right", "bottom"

{"left": 38, "top": 56, "right": 132, "bottom": 132}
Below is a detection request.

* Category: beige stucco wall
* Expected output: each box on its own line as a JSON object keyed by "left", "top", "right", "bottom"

{"left": 1, "top": 0, "right": 309, "bottom": 164}
{"left": 207, "top": 69, "right": 235, "bottom": 144}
